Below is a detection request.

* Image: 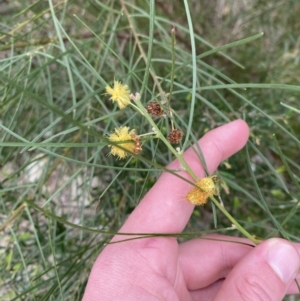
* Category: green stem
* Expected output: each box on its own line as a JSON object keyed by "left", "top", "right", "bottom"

{"left": 133, "top": 94, "right": 259, "bottom": 245}
{"left": 139, "top": 132, "right": 157, "bottom": 138}
{"left": 133, "top": 94, "right": 198, "bottom": 181}
{"left": 168, "top": 27, "right": 176, "bottom": 106}
{"left": 210, "top": 196, "right": 260, "bottom": 245}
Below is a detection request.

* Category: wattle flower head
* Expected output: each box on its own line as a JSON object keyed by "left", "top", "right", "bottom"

{"left": 186, "top": 176, "right": 219, "bottom": 205}
{"left": 108, "top": 126, "right": 142, "bottom": 159}
{"left": 105, "top": 80, "right": 131, "bottom": 109}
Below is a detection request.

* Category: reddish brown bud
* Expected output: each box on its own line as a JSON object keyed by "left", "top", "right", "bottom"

{"left": 130, "top": 132, "right": 142, "bottom": 154}
{"left": 146, "top": 101, "right": 164, "bottom": 116}
{"left": 167, "top": 129, "right": 183, "bottom": 144}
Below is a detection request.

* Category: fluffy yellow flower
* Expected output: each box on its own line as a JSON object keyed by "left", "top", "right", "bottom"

{"left": 108, "top": 126, "right": 142, "bottom": 159}
{"left": 186, "top": 176, "right": 219, "bottom": 205}
{"left": 105, "top": 80, "right": 131, "bottom": 109}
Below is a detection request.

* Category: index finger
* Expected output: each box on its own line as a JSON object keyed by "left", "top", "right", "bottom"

{"left": 119, "top": 119, "right": 249, "bottom": 234}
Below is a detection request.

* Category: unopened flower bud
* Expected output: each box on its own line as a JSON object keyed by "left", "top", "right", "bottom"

{"left": 167, "top": 129, "right": 183, "bottom": 144}
{"left": 146, "top": 101, "right": 164, "bottom": 116}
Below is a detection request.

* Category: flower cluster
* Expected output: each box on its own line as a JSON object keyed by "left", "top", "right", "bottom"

{"left": 186, "top": 176, "right": 219, "bottom": 205}
{"left": 104, "top": 79, "right": 256, "bottom": 245}
{"left": 105, "top": 79, "right": 183, "bottom": 159}
{"left": 108, "top": 126, "right": 141, "bottom": 159}
{"left": 105, "top": 80, "right": 142, "bottom": 158}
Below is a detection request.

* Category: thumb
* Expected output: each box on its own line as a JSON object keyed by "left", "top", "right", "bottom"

{"left": 214, "top": 238, "right": 300, "bottom": 301}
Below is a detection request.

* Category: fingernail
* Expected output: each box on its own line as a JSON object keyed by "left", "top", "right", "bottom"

{"left": 267, "top": 240, "right": 299, "bottom": 284}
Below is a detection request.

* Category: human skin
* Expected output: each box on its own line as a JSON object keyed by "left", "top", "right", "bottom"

{"left": 83, "top": 120, "right": 300, "bottom": 301}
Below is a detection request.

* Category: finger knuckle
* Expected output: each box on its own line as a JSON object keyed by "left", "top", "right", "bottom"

{"left": 234, "top": 273, "right": 273, "bottom": 301}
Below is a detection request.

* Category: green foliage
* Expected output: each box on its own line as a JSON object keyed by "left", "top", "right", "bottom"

{"left": 0, "top": 0, "right": 299, "bottom": 299}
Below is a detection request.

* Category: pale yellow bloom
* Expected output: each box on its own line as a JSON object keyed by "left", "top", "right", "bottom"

{"left": 108, "top": 126, "right": 142, "bottom": 159}
{"left": 105, "top": 80, "right": 131, "bottom": 109}
{"left": 186, "top": 176, "right": 219, "bottom": 205}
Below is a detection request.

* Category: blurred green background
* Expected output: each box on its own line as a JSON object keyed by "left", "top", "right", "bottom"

{"left": 0, "top": 0, "right": 299, "bottom": 300}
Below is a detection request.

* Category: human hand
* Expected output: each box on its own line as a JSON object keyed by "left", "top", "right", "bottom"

{"left": 82, "top": 120, "right": 300, "bottom": 301}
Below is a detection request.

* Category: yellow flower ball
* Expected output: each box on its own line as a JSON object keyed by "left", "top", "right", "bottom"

{"left": 105, "top": 80, "right": 131, "bottom": 109}
{"left": 108, "top": 126, "right": 142, "bottom": 159}
{"left": 186, "top": 176, "right": 219, "bottom": 205}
